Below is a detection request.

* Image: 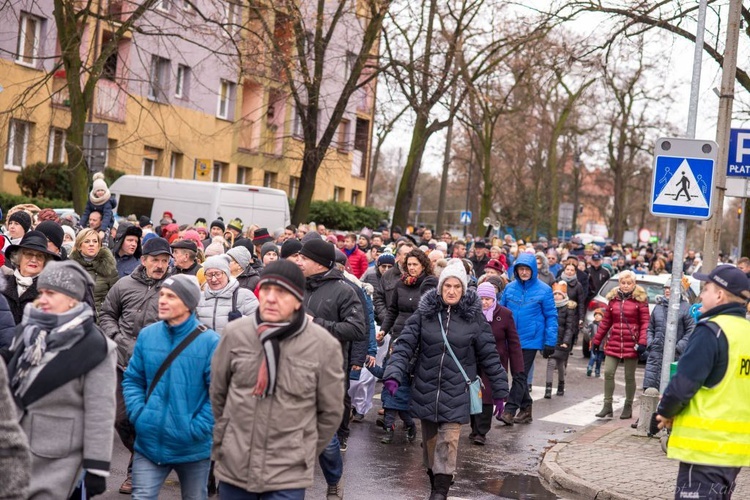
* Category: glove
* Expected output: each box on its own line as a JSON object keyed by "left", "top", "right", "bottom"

{"left": 493, "top": 399, "right": 505, "bottom": 418}
{"left": 635, "top": 344, "right": 647, "bottom": 355}
{"left": 84, "top": 472, "right": 107, "bottom": 497}
{"left": 592, "top": 343, "right": 600, "bottom": 352}
{"left": 383, "top": 378, "right": 399, "bottom": 396}
{"left": 541, "top": 346, "right": 555, "bottom": 359}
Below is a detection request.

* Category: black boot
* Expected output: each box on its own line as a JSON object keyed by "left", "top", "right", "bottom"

{"left": 426, "top": 469, "right": 435, "bottom": 496}
{"left": 544, "top": 383, "right": 552, "bottom": 399}
{"left": 381, "top": 426, "right": 394, "bottom": 444}
{"left": 557, "top": 381, "right": 565, "bottom": 396}
{"left": 429, "top": 474, "right": 452, "bottom": 500}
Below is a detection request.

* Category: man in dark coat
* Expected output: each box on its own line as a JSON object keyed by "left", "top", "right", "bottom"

{"left": 297, "top": 239, "right": 366, "bottom": 500}
{"left": 587, "top": 253, "right": 611, "bottom": 303}
{"left": 470, "top": 240, "right": 490, "bottom": 277}
{"left": 373, "top": 242, "right": 413, "bottom": 325}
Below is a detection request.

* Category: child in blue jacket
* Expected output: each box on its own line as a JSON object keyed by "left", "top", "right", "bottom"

{"left": 367, "top": 346, "right": 415, "bottom": 444}
{"left": 80, "top": 172, "right": 117, "bottom": 233}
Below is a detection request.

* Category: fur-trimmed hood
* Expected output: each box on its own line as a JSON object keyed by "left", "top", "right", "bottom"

{"left": 605, "top": 285, "right": 648, "bottom": 303}
{"left": 417, "top": 286, "right": 482, "bottom": 322}
{"left": 0, "top": 271, "right": 6, "bottom": 292}
{"left": 70, "top": 248, "right": 118, "bottom": 277}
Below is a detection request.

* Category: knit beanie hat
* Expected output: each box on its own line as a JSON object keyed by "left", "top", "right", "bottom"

{"left": 37, "top": 260, "right": 94, "bottom": 302}
{"left": 203, "top": 255, "right": 231, "bottom": 277}
{"left": 36, "top": 208, "right": 60, "bottom": 224}
{"left": 438, "top": 259, "right": 468, "bottom": 293}
{"left": 280, "top": 238, "right": 303, "bottom": 259}
{"left": 8, "top": 211, "right": 32, "bottom": 233}
{"left": 161, "top": 274, "right": 201, "bottom": 311}
{"left": 260, "top": 242, "right": 279, "bottom": 260}
{"left": 61, "top": 225, "right": 76, "bottom": 243}
{"left": 477, "top": 282, "right": 496, "bottom": 299}
{"left": 334, "top": 249, "right": 347, "bottom": 266}
{"left": 210, "top": 219, "right": 225, "bottom": 232}
{"left": 205, "top": 237, "right": 226, "bottom": 257}
{"left": 552, "top": 281, "right": 568, "bottom": 295}
{"left": 258, "top": 259, "right": 306, "bottom": 302}
{"left": 301, "top": 230, "right": 322, "bottom": 243}
{"left": 300, "top": 239, "right": 336, "bottom": 269}
{"left": 377, "top": 253, "right": 395, "bottom": 266}
{"left": 90, "top": 172, "right": 111, "bottom": 204}
{"left": 227, "top": 246, "right": 252, "bottom": 270}
{"left": 227, "top": 218, "right": 243, "bottom": 233}
{"left": 36, "top": 221, "right": 64, "bottom": 250}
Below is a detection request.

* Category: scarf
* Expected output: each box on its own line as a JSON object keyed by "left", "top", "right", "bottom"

{"left": 14, "top": 269, "right": 34, "bottom": 297}
{"left": 617, "top": 288, "right": 633, "bottom": 300}
{"left": 481, "top": 299, "right": 496, "bottom": 322}
{"left": 560, "top": 273, "right": 578, "bottom": 287}
{"left": 252, "top": 307, "right": 307, "bottom": 398}
{"left": 11, "top": 303, "right": 92, "bottom": 397}
{"left": 401, "top": 271, "right": 423, "bottom": 287}
{"left": 90, "top": 188, "right": 111, "bottom": 205}
{"left": 555, "top": 297, "right": 569, "bottom": 308}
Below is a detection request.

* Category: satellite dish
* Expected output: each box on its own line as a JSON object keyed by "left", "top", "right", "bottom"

{"left": 483, "top": 217, "right": 491, "bottom": 227}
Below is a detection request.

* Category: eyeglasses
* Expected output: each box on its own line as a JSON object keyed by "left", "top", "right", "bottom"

{"left": 21, "top": 250, "right": 46, "bottom": 262}
{"left": 205, "top": 272, "right": 226, "bottom": 280}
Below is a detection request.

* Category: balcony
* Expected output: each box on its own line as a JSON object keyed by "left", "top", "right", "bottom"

{"left": 94, "top": 79, "right": 126, "bottom": 122}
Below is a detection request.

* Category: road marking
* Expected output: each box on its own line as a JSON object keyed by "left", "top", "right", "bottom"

{"left": 539, "top": 394, "right": 626, "bottom": 427}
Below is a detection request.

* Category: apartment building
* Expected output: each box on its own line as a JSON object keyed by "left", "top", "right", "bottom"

{"left": 0, "top": 0, "right": 374, "bottom": 206}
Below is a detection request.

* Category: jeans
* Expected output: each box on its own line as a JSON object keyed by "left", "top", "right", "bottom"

{"left": 505, "top": 349, "right": 537, "bottom": 414}
{"left": 131, "top": 452, "right": 210, "bottom": 500}
{"left": 384, "top": 408, "right": 414, "bottom": 429}
{"left": 318, "top": 435, "right": 343, "bottom": 486}
{"left": 218, "top": 482, "right": 305, "bottom": 500}
{"left": 420, "top": 420, "right": 461, "bottom": 475}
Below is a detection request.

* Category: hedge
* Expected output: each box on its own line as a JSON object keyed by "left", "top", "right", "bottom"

{"left": 305, "top": 200, "right": 388, "bottom": 231}
{"left": 0, "top": 192, "right": 73, "bottom": 217}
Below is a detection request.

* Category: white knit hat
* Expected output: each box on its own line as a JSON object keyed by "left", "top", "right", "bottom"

{"left": 92, "top": 172, "right": 108, "bottom": 193}
{"left": 438, "top": 258, "right": 468, "bottom": 292}
{"left": 203, "top": 255, "right": 231, "bottom": 277}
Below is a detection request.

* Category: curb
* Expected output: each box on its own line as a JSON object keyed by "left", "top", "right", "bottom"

{"left": 539, "top": 439, "right": 632, "bottom": 500}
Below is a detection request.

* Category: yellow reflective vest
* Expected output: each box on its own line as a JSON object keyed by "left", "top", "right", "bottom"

{"left": 668, "top": 314, "right": 750, "bottom": 467}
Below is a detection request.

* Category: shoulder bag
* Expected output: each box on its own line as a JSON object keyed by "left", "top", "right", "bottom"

{"left": 146, "top": 324, "right": 207, "bottom": 403}
{"left": 438, "top": 314, "right": 483, "bottom": 415}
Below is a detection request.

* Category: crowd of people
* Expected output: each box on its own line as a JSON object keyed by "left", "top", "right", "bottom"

{"left": 0, "top": 174, "right": 749, "bottom": 500}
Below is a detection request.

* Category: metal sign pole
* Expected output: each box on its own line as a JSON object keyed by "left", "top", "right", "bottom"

{"left": 659, "top": 0, "right": 707, "bottom": 393}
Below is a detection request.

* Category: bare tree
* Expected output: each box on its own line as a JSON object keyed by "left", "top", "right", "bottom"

{"left": 245, "top": 0, "right": 390, "bottom": 224}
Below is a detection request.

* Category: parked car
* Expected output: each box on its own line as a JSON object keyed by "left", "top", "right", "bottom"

{"left": 581, "top": 273, "right": 699, "bottom": 358}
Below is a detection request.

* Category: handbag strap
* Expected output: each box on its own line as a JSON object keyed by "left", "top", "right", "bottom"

{"left": 146, "top": 324, "right": 207, "bottom": 403}
{"left": 438, "top": 314, "right": 471, "bottom": 386}
{"left": 231, "top": 287, "right": 239, "bottom": 315}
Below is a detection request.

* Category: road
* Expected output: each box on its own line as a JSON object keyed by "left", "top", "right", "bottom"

{"left": 102, "top": 347, "right": 643, "bottom": 499}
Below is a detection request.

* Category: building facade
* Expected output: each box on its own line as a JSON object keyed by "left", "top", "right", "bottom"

{"left": 0, "top": 0, "right": 374, "bottom": 206}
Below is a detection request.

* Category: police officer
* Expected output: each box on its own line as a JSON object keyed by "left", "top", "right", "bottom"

{"left": 656, "top": 265, "right": 750, "bottom": 500}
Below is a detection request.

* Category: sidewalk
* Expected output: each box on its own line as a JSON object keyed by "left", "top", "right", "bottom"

{"left": 540, "top": 407, "right": 749, "bottom": 500}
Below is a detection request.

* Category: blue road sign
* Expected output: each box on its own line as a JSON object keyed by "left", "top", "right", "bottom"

{"left": 460, "top": 211, "right": 472, "bottom": 225}
{"left": 650, "top": 155, "right": 714, "bottom": 220}
{"left": 727, "top": 128, "right": 750, "bottom": 177}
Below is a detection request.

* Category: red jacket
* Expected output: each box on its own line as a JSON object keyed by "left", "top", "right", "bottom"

{"left": 481, "top": 304, "right": 524, "bottom": 402}
{"left": 346, "top": 247, "right": 369, "bottom": 278}
{"left": 593, "top": 286, "right": 649, "bottom": 359}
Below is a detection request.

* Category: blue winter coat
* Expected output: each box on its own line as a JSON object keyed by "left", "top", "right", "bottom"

{"left": 367, "top": 359, "right": 411, "bottom": 411}
{"left": 80, "top": 197, "right": 117, "bottom": 231}
{"left": 122, "top": 313, "right": 220, "bottom": 464}
{"left": 499, "top": 253, "right": 558, "bottom": 350}
{"left": 383, "top": 288, "right": 509, "bottom": 424}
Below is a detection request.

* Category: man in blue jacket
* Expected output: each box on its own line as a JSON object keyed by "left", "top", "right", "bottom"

{"left": 123, "top": 274, "right": 220, "bottom": 499}
{"left": 499, "top": 253, "right": 557, "bottom": 424}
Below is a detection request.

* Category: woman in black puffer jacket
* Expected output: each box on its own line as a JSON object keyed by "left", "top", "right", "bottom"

{"left": 383, "top": 260, "right": 508, "bottom": 500}
{"left": 560, "top": 263, "right": 587, "bottom": 346}
{"left": 379, "top": 249, "right": 437, "bottom": 341}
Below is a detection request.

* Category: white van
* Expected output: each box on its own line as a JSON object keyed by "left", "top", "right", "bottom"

{"left": 109, "top": 176, "right": 290, "bottom": 230}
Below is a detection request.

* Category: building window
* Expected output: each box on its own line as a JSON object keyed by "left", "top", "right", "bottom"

{"left": 237, "top": 166, "right": 250, "bottom": 185}
{"left": 351, "top": 190, "right": 361, "bottom": 206}
{"left": 148, "top": 56, "right": 170, "bottom": 102}
{"left": 169, "top": 152, "right": 182, "bottom": 178}
{"left": 217, "top": 79, "right": 235, "bottom": 119}
{"left": 47, "top": 127, "right": 66, "bottom": 163}
{"left": 175, "top": 64, "right": 188, "bottom": 98}
{"left": 142, "top": 147, "right": 160, "bottom": 176}
{"left": 213, "top": 161, "right": 226, "bottom": 182}
{"left": 333, "top": 186, "right": 345, "bottom": 202}
{"left": 223, "top": 2, "right": 240, "bottom": 36}
{"left": 292, "top": 104, "right": 304, "bottom": 138}
{"left": 289, "top": 176, "right": 299, "bottom": 199}
{"left": 16, "top": 13, "right": 42, "bottom": 66}
{"left": 102, "top": 51, "right": 118, "bottom": 82}
{"left": 338, "top": 119, "right": 350, "bottom": 151}
{"left": 5, "top": 119, "right": 31, "bottom": 171}
{"left": 263, "top": 171, "right": 277, "bottom": 188}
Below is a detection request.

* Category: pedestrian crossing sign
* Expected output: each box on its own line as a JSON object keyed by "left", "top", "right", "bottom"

{"left": 650, "top": 138, "right": 716, "bottom": 220}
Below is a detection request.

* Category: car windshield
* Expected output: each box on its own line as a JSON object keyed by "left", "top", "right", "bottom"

{"left": 598, "top": 280, "right": 667, "bottom": 305}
